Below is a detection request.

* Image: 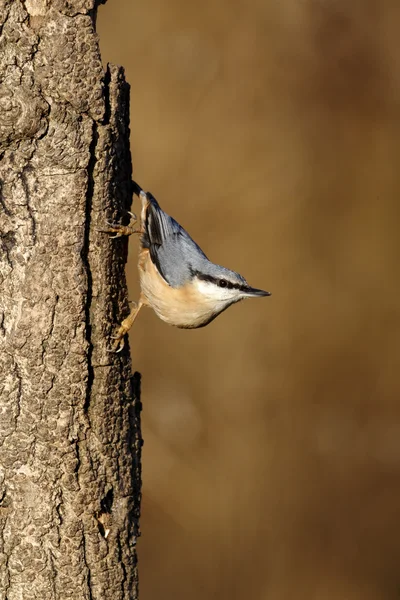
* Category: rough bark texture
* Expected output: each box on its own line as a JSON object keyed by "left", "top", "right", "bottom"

{"left": 0, "top": 2, "right": 141, "bottom": 599}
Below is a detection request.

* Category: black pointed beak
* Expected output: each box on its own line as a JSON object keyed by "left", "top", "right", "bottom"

{"left": 246, "top": 287, "right": 271, "bottom": 297}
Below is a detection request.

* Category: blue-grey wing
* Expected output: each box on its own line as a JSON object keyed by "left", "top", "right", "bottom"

{"left": 142, "top": 194, "right": 209, "bottom": 287}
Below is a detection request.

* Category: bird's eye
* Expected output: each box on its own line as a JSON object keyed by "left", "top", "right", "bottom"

{"left": 218, "top": 279, "right": 227, "bottom": 288}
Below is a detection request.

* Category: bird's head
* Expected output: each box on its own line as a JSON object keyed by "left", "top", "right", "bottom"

{"left": 190, "top": 263, "right": 270, "bottom": 316}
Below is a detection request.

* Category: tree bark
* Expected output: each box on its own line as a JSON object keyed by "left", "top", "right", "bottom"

{"left": 0, "top": 2, "right": 141, "bottom": 598}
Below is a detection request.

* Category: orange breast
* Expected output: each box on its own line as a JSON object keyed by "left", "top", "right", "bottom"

{"left": 138, "top": 249, "right": 216, "bottom": 328}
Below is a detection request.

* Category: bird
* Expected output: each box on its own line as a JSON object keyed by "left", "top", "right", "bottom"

{"left": 102, "top": 182, "right": 271, "bottom": 351}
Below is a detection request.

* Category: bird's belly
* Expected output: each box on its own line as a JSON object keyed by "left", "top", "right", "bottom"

{"left": 138, "top": 250, "right": 215, "bottom": 328}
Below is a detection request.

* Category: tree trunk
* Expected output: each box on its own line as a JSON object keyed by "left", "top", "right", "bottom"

{"left": 0, "top": 2, "right": 141, "bottom": 598}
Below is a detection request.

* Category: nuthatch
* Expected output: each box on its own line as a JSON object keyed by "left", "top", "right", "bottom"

{"left": 103, "top": 182, "right": 270, "bottom": 351}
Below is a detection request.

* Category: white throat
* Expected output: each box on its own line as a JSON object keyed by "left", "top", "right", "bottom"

{"left": 194, "top": 278, "right": 241, "bottom": 306}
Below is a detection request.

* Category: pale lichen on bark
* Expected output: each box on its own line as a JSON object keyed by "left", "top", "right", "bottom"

{"left": 0, "top": 1, "right": 141, "bottom": 598}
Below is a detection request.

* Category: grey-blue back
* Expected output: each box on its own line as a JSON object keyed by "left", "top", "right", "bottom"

{"left": 142, "top": 195, "right": 247, "bottom": 289}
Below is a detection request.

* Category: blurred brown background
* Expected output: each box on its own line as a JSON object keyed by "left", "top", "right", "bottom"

{"left": 98, "top": 1, "right": 400, "bottom": 598}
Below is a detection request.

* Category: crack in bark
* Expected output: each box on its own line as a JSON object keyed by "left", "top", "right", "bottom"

{"left": 0, "top": 181, "right": 11, "bottom": 216}
{"left": 0, "top": 4, "right": 11, "bottom": 37}
{"left": 74, "top": 437, "right": 82, "bottom": 485}
{"left": 48, "top": 550, "right": 58, "bottom": 599}
{"left": 102, "top": 66, "right": 111, "bottom": 126}
{"left": 128, "top": 372, "right": 143, "bottom": 541}
{"left": 82, "top": 121, "right": 98, "bottom": 415}
{"left": 7, "top": 361, "right": 23, "bottom": 445}
{"left": 81, "top": 529, "right": 94, "bottom": 600}
{"left": 0, "top": 232, "right": 16, "bottom": 273}
{"left": 116, "top": 535, "right": 128, "bottom": 596}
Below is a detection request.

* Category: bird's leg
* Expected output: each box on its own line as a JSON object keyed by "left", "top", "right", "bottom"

{"left": 111, "top": 298, "right": 145, "bottom": 352}
{"left": 98, "top": 211, "right": 141, "bottom": 238}
{"left": 99, "top": 209, "right": 145, "bottom": 351}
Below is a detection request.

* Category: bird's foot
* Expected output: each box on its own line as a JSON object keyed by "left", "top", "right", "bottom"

{"left": 98, "top": 212, "right": 140, "bottom": 238}
{"left": 109, "top": 325, "right": 129, "bottom": 353}
{"left": 108, "top": 301, "right": 142, "bottom": 352}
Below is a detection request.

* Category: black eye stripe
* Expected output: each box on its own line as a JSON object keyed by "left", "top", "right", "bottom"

{"left": 219, "top": 280, "right": 235, "bottom": 289}
{"left": 190, "top": 268, "right": 248, "bottom": 292}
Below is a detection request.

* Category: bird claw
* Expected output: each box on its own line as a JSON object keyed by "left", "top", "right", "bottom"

{"left": 98, "top": 212, "right": 140, "bottom": 238}
{"left": 106, "top": 230, "right": 123, "bottom": 239}
{"left": 108, "top": 302, "right": 142, "bottom": 353}
{"left": 107, "top": 334, "right": 125, "bottom": 353}
{"left": 114, "top": 337, "right": 125, "bottom": 353}
{"left": 108, "top": 322, "right": 131, "bottom": 352}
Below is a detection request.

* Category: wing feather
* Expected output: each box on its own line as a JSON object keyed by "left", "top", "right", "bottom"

{"left": 142, "top": 194, "right": 208, "bottom": 287}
